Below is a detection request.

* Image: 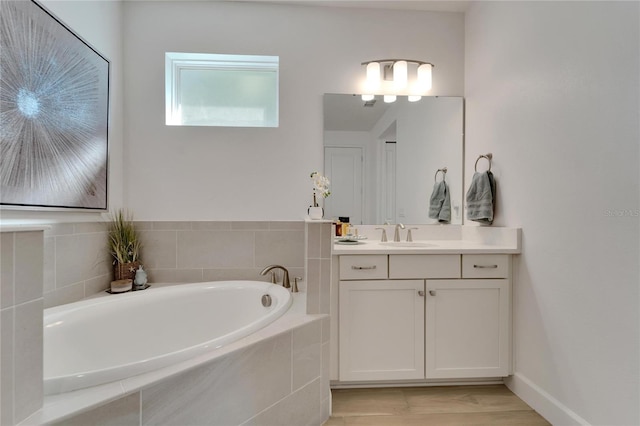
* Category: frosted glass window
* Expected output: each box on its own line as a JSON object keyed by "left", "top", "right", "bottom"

{"left": 165, "top": 53, "right": 279, "bottom": 127}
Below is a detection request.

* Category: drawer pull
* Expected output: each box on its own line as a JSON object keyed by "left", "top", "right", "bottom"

{"left": 351, "top": 265, "right": 377, "bottom": 270}
{"left": 473, "top": 264, "right": 498, "bottom": 269}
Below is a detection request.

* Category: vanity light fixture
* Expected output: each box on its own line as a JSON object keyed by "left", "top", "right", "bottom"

{"left": 361, "top": 59, "right": 433, "bottom": 103}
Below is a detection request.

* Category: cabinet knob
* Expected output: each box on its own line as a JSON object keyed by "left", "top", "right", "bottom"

{"left": 418, "top": 290, "right": 425, "bottom": 297}
{"left": 429, "top": 290, "right": 436, "bottom": 296}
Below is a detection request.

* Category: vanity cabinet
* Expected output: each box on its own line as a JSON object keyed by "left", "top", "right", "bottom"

{"left": 425, "top": 279, "right": 510, "bottom": 378}
{"left": 336, "top": 253, "right": 512, "bottom": 383}
{"left": 339, "top": 279, "right": 424, "bottom": 381}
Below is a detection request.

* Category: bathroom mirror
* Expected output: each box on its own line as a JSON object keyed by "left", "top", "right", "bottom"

{"left": 323, "top": 94, "right": 464, "bottom": 225}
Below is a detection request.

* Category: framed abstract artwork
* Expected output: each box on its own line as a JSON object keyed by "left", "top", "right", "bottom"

{"left": 0, "top": 0, "right": 110, "bottom": 210}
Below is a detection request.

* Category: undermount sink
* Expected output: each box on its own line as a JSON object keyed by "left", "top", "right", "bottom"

{"left": 379, "top": 242, "right": 437, "bottom": 248}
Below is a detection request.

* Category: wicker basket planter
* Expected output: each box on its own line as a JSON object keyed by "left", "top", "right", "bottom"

{"left": 114, "top": 261, "right": 140, "bottom": 281}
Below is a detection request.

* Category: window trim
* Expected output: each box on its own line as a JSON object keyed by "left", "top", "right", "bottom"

{"left": 165, "top": 52, "right": 279, "bottom": 127}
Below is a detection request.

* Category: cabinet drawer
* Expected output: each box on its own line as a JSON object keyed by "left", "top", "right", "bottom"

{"left": 389, "top": 254, "right": 460, "bottom": 279}
{"left": 462, "top": 254, "right": 510, "bottom": 278}
{"left": 339, "top": 255, "right": 388, "bottom": 280}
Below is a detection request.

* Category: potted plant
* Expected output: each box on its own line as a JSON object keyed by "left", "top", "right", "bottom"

{"left": 309, "top": 171, "right": 331, "bottom": 219}
{"left": 108, "top": 209, "right": 141, "bottom": 282}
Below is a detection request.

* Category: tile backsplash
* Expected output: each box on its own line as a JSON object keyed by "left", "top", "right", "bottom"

{"left": 135, "top": 221, "right": 305, "bottom": 288}
{"left": 43, "top": 223, "right": 112, "bottom": 309}
{"left": 43, "top": 221, "right": 310, "bottom": 308}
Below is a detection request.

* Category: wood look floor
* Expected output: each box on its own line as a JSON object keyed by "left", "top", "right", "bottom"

{"left": 323, "top": 385, "right": 551, "bottom": 426}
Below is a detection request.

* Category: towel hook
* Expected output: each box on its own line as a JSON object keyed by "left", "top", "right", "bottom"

{"left": 474, "top": 153, "right": 492, "bottom": 172}
{"left": 434, "top": 167, "right": 447, "bottom": 182}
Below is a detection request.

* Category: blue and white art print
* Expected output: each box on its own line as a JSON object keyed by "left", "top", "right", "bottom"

{"left": 0, "top": 0, "right": 109, "bottom": 210}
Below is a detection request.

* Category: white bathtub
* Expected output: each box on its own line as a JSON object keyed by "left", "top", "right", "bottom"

{"left": 43, "top": 281, "right": 292, "bottom": 396}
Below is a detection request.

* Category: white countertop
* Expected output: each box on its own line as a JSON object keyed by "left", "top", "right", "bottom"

{"left": 333, "top": 239, "right": 520, "bottom": 255}
{"left": 332, "top": 226, "right": 521, "bottom": 255}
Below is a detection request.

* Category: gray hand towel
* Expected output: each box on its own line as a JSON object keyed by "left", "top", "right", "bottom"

{"left": 428, "top": 180, "right": 451, "bottom": 223}
{"left": 466, "top": 171, "right": 496, "bottom": 225}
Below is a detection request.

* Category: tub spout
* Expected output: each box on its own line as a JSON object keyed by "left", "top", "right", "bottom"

{"left": 260, "top": 265, "right": 291, "bottom": 289}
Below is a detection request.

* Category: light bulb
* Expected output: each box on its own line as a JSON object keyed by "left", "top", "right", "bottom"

{"left": 366, "top": 62, "right": 380, "bottom": 90}
{"left": 383, "top": 95, "right": 396, "bottom": 103}
{"left": 361, "top": 94, "right": 375, "bottom": 101}
{"left": 408, "top": 95, "right": 422, "bottom": 102}
{"left": 417, "top": 63, "right": 433, "bottom": 92}
{"left": 393, "top": 60, "right": 407, "bottom": 90}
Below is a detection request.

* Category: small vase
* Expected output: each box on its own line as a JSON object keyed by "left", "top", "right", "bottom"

{"left": 308, "top": 206, "right": 324, "bottom": 220}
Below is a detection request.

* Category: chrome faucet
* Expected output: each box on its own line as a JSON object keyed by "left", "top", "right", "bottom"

{"left": 394, "top": 223, "right": 405, "bottom": 242}
{"left": 260, "top": 265, "right": 291, "bottom": 289}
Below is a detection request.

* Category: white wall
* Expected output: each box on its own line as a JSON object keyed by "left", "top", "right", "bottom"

{"left": 0, "top": 0, "right": 124, "bottom": 225}
{"left": 465, "top": 2, "right": 639, "bottom": 425}
{"left": 122, "top": 1, "right": 464, "bottom": 220}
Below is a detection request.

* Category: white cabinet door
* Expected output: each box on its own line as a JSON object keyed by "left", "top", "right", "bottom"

{"left": 425, "top": 279, "right": 510, "bottom": 379}
{"left": 339, "top": 280, "right": 425, "bottom": 381}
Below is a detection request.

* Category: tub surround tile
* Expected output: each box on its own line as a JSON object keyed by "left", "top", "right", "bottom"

{"left": 319, "top": 258, "right": 331, "bottom": 314}
{"left": 73, "top": 222, "right": 108, "bottom": 234}
{"left": 55, "top": 232, "right": 110, "bottom": 288}
{"left": 202, "top": 268, "right": 270, "bottom": 282}
{"left": 255, "top": 230, "right": 305, "bottom": 268}
{"left": 43, "top": 223, "right": 74, "bottom": 237}
{"left": 269, "top": 221, "right": 305, "bottom": 230}
{"left": 141, "top": 332, "right": 292, "bottom": 426}
{"left": 149, "top": 221, "right": 192, "bottom": 231}
{"left": 306, "top": 258, "right": 321, "bottom": 314}
{"left": 320, "top": 222, "right": 333, "bottom": 259}
{"left": 0, "top": 230, "right": 44, "bottom": 426}
{"left": 1, "top": 232, "right": 15, "bottom": 309}
{"left": 14, "top": 299, "right": 43, "bottom": 424}
{"left": 231, "top": 221, "right": 270, "bottom": 230}
{"left": 307, "top": 223, "right": 322, "bottom": 259}
{"left": 243, "top": 378, "right": 323, "bottom": 426}
{"left": 172, "top": 268, "right": 204, "bottom": 283}
{"left": 322, "top": 341, "right": 331, "bottom": 400}
{"left": 293, "top": 320, "right": 322, "bottom": 391}
{"left": 44, "top": 282, "right": 85, "bottom": 309}
{"left": 189, "top": 221, "right": 232, "bottom": 230}
{"left": 43, "top": 237, "right": 55, "bottom": 295}
{"left": 14, "top": 231, "right": 44, "bottom": 305}
{"left": 51, "top": 392, "right": 141, "bottom": 426}
{"left": 321, "top": 316, "right": 330, "bottom": 344}
{"left": 84, "top": 274, "right": 111, "bottom": 296}
{"left": 37, "top": 312, "right": 326, "bottom": 425}
{"left": 138, "top": 230, "right": 177, "bottom": 269}
{"left": 1, "top": 307, "right": 15, "bottom": 426}
{"left": 177, "top": 230, "right": 255, "bottom": 269}
{"left": 132, "top": 221, "right": 155, "bottom": 230}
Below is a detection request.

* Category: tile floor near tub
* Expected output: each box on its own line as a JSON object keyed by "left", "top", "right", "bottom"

{"left": 324, "top": 385, "right": 551, "bottom": 425}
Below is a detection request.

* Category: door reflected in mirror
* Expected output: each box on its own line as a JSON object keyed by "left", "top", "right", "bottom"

{"left": 323, "top": 94, "right": 464, "bottom": 225}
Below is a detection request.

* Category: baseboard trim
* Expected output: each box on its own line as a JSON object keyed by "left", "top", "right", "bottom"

{"left": 505, "top": 373, "right": 591, "bottom": 426}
